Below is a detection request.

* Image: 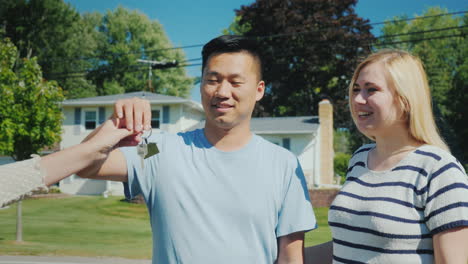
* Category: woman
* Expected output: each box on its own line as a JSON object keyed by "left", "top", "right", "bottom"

{"left": 306, "top": 50, "right": 468, "bottom": 264}
{"left": 330, "top": 50, "right": 468, "bottom": 263}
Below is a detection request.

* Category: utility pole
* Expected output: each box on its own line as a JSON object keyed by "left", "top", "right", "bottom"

{"left": 16, "top": 201, "right": 22, "bottom": 242}
{"left": 137, "top": 59, "right": 178, "bottom": 93}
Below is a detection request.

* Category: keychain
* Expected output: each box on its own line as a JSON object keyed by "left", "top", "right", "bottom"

{"left": 137, "top": 129, "right": 159, "bottom": 172}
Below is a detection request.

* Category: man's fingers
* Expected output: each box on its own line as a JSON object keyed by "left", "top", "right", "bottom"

{"left": 113, "top": 98, "right": 150, "bottom": 132}
{"left": 124, "top": 103, "right": 134, "bottom": 131}
{"left": 134, "top": 105, "right": 143, "bottom": 132}
{"left": 143, "top": 101, "right": 152, "bottom": 131}
{"left": 114, "top": 100, "right": 124, "bottom": 118}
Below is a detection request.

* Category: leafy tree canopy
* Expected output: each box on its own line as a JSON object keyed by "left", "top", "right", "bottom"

{"left": 379, "top": 7, "right": 468, "bottom": 163}
{"left": 0, "top": 0, "right": 98, "bottom": 99}
{"left": 0, "top": 1, "right": 193, "bottom": 99}
{"left": 231, "top": 0, "right": 375, "bottom": 129}
{"left": 87, "top": 6, "right": 193, "bottom": 97}
{"left": 0, "top": 38, "right": 64, "bottom": 161}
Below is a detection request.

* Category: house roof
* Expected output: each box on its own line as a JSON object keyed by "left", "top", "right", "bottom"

{"left": 61, "top": 91, "right": 202, "bottom": 110}
{"left": 190, "top": 116, "right": 319, "bottom": 134}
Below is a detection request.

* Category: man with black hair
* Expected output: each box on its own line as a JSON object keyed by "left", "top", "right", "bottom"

{"left": 78, "top": 35, "right": 317, "bottom": 264}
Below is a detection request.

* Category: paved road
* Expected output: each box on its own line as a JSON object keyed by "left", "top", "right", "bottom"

{"left": 0, "top": 256, "right": 150, "bottom": 264}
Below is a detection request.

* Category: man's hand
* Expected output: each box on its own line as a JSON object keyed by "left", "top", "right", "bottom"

{"left": 82, "top": 97, "right": 152, "bottom": 155}
{"left": 113, "top": 97, "right": 152, "bottom": 132}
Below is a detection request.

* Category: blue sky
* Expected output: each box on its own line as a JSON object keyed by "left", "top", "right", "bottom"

{"left": 65, "top": 0, "right": 466, "bottom": 102}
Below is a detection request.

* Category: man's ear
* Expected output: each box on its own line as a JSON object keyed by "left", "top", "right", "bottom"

{"left": 256, "top": 81, "right": 265, "bottom": 101}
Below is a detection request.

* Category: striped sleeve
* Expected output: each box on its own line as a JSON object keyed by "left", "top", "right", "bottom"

{"left": 424, "top": 151, "right": 468, "bottom": 234}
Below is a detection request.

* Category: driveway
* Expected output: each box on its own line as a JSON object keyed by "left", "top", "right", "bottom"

{"left": 0, "top": 256, "right": 150, "bottom": 264}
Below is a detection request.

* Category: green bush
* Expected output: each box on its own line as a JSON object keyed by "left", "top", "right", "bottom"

{"left": 334, "top": 152, "right": 351, "bottom": 183}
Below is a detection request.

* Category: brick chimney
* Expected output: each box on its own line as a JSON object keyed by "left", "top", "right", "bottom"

{"left": 319, "top": 99, "right": 334, "bottom": 185}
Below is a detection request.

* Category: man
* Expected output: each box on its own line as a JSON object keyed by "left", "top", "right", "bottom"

{"left": 79, "top": 35, "right": 316, "bottom": 263}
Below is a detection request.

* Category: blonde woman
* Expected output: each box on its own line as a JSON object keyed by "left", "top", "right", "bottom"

{"left": 306, "top": 50, "right": 468, "bottom": 264}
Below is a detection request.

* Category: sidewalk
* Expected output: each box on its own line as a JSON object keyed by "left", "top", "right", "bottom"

{"left": 0, "top": 256, "right": 150, "bottom": 264}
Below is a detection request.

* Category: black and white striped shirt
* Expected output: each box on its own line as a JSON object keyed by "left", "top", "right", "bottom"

{"left": 329, "top": 144, "right": 468, "bottom": 263}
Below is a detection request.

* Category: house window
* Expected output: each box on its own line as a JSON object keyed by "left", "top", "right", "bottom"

{"left": 282, "top": 138, "right": 291, "bottom": 150}
{"left": 151, "top": 110, "right": 161, "bottom": 129}
{"left": 85, "top": 111, "right": 97, "bottom": 130}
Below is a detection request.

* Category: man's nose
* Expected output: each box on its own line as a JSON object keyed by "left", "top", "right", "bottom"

{"left": 215, "top": 81, "right": 231, "bottom": 98}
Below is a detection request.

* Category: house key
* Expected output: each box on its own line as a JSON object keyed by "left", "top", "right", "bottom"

{"left": 137, "top": 129, "right": 160, "bottom": 171}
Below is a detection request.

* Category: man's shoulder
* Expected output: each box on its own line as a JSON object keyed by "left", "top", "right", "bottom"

{"left": 254, "top": 134, "right": 297, "bottom": 160}
{"left": 147, "top": 129, "right": 202, "bottom": 144}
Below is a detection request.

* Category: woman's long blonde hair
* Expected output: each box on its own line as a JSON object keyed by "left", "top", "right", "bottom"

{"left": 348, "top": 49, "right": 449, "bottom": 151}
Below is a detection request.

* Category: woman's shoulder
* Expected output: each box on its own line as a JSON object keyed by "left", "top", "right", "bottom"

{"left": 351, "top": 143, "right": 376, "bottom": 157}
{"left": 418, "top": 145, "right": 462, "bottom": 163}
{"left": 417, "top": 144, "right": 466, "bottom": 175}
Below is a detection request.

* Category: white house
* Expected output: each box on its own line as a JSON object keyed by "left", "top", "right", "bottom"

{"left": 58, "top": 91, "right": 334, "bottom": 196}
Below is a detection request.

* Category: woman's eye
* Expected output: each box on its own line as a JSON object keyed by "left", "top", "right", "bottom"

{"left": 352, "top": 88, "right": 360, "bottom": 93}
{"left": 368, "top": 87, "right": 377, "bottom": 93}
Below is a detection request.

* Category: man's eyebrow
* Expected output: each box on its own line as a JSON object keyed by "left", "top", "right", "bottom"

{"left": 229, "top": 74, "right": 245, "bottom": 80}
{"left": 205, "top": 71, "right": 220, "bottom": 76}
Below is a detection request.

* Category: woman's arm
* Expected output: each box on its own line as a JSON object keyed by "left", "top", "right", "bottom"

{"left": 433, "top": 226, "right": 468, "bottom": 264}
{"left": 0, "top": 118, "right": 138, "bottom": 207}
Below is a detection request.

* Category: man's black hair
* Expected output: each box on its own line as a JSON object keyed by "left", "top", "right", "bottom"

{"left": 201, "top": 35, "right": 263, "bottom": 80}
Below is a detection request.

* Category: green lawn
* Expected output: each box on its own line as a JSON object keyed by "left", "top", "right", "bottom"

{"left": 305, "top": 207, "right": 331, "bottom": 247}
{"left": 0, "top": 196, "right": 330, "bottom": 258}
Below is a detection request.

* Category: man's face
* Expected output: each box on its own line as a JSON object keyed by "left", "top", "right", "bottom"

{"left": 201, "top": 51, "right": 264, "bottom": 130}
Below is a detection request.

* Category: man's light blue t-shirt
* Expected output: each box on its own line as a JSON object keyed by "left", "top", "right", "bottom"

{"left": 121, "top": 129, "right": 316, "bottom": 264}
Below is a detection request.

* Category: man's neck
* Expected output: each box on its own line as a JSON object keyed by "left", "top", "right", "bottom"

{"left": 203, "top": 122, "right": 252, "bottom": 152}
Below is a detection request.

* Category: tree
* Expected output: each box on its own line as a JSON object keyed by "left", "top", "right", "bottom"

{"left": 87, "top": 6, "right": 193, "bottom": 97}
{"left": 233, "top": 0, "right": 374, "bottom": 129}
{"left": 447, "top": 13, "right": 468, "bottom": 166}
{"left": 1, "top": 1, "right": 194, "bottom": 99}
{"left": 0, "top": 39, "right": 64, "bottom": 160}
{"left": 379, "top": 8, "right": 468, "bottom": 163}
{"left": 0, "top": 38, "right": 64, "bottom": 242}
{"left": 0, "top": 0, "right": 98, "bottom": 98}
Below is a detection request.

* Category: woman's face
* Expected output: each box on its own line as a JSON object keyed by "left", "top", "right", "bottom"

{"left": 351, "top": 62, "right": 406, "bottom": 139}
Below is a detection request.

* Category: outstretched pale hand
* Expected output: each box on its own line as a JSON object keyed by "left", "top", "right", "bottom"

{"left": 84, "top": 118, "right": 142, "bottom": 154}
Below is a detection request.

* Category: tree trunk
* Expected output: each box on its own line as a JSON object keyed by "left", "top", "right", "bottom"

{"left": 16, "top": 200, "right": 23, "bottom": 242}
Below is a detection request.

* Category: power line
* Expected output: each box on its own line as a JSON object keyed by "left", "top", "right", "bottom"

{"left": 247, "top": 10, "right": 467, "bottom": 40}
{"left": 49, "top": 63, "right": 203, "bottom": 79}
{"left": 48, "top": 32, "right": 465, "bottom": 79}
{"left": 177, "top": 25, "right": 467, "bottom": 62}
{"left": 44, "top": 10, "right": 468, "bottom": 77}
{"left": 43, "top": 10, "right": 467, "bottom": 63}
{"left": 376, "top": 25, "right": 468, "bottom": 39}
{"left": 369, "top": 10, "right": 468, "bottom": 26}
{"left": 374, "top": 33, "right": 465, "bottom": 47}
